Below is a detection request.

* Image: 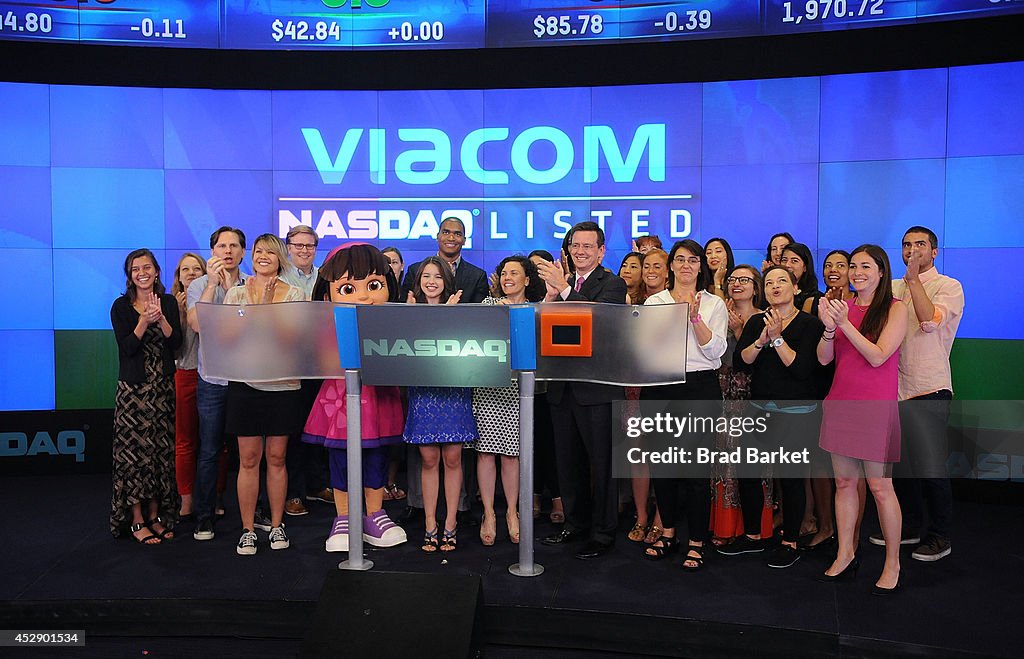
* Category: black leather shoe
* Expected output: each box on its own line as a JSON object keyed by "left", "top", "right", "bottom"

{"left": 541, "top": 528, "right": 588, "bottom": 546}
{"left": 398, "top": 506, "right": 423, "bottom": 523}
{"left": 574, "top": 540, "right": 613, "bottom": 560}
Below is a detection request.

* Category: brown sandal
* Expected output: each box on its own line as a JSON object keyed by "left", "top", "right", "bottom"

{"left": 627, "top": 523, "right": 648, "bottom": 543}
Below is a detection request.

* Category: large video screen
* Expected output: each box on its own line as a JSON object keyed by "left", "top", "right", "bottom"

{"left": 1, "top": 61, "right": 1022, "bottom": 410}
{"left": 0, "top": 0, "right": 1020, "bottom": 50}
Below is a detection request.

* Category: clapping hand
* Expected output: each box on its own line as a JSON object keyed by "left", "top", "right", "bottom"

{"left": 819, "top": 297, "right": 849, "bottom": 331}
{"left": 904, "top": 250, "right": 922, "bottom": 284}
{"left": 714, "top": 263, "right": 727, "bottom": 290}
{"left": 446, "top": 289, "right": 463, "bottom": 305}
{"left": 406, "top": 291, "right": 417, "bottom": 304}
{"left": 488, "top": 271, "right": 501, "bottom": 298}
{"left": 727, "top": 299, "right": 744, "bottom": 336}
{"left": 817, "top": 297, "right": 836, "bottom": 331}
{"left": 207, "top": 256, "right": 225, "bottom": 287}
{"left": 825, "top": 286, "right": 845, "bottom": 302}
{"left": 535, "top": 258, "right": 570, "bottom": 300}
{"left": 764, "top": 307, "right": 783, "bottom": 340}
{"left": 175, "top": 290, "right": 188, "bottom": 312}
{"left": 143, "top": 292, "right": 163, "bottom": 325}
{"left": 686, "top": 290, "right": 702, "bottom": 323}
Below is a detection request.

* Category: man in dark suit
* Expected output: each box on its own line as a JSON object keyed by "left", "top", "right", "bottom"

{"left": 398, "top": 216, "right": 489, "bottom": 528}
{"left": 401, "top": 217, "right": 490, "bottom": 303}
{"left": 535, "top": 221, "right": 627, "bottom": 559}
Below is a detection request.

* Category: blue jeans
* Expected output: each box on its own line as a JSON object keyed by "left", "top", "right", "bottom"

{"left": 195, "top": 378, "right": 228, "bottom": 523}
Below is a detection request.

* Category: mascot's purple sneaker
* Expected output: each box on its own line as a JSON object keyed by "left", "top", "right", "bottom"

{"left": 325, "top": 515, "right": 349, "bottom": 552}
{"left": 363, "top": 510, "right": 407, "bottom": 547}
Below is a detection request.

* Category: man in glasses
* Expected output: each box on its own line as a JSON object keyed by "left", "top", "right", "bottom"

{"left": 283, "top": 225, "right": 320, "bottom": 301}
{"left": 536, "top": 221, "right": 628, "bottom": 559}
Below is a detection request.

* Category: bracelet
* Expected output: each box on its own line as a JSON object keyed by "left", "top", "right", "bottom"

{"left": 690, "top": 313, "right": 702, "bottom": 324}
{"left": 823, "top": 328, "right": 836, "bottom": 335}
{"left": 822, "top": 335, "right": 834, "bottom": 342}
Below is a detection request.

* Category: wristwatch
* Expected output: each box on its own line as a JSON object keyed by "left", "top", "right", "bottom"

{"left": 769, "top": 337, "right": 784, "bottom": 348}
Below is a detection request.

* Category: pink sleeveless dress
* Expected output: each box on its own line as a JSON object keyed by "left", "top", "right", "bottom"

{"left": 819, "top": 300, "right": 901, "bottom": 463}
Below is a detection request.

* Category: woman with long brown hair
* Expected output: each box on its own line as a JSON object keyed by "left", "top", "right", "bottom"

{"left": 110, "top": 249, "right": 182, "bottom": 544}
{"left": 817, "top": 244, "right": 908, "bottom": 594}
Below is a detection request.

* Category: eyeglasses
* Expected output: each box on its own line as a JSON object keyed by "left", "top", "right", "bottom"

{"left": 569, "top": 242, "right": 599, "bottom": 251}
{"left": 672, "top": 256, "right": 701, "bottom": 265}
{"left": 726, "top": 276, "right": 753, "bottom": 285}
{"left": 287, "top": 242, "right": 317, "bottom": 251}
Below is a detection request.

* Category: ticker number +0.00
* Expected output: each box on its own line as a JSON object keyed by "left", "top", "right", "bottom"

{"left": 533, "top": 14, "right": 604, "bottom": 38}
{"left": 388, "top": 21, "right": 444, "bottom": 41}
{"left": 1, "top": 11, "right": 53, "bottom": 34}
{"left": 271, "top": 19, "right": 342, "bottom": 42}
{"left": 782, "top": 0, "right": 884, "bottom": 24}
{"left": 655, "top": 10, "right": 713, "bottom": 32}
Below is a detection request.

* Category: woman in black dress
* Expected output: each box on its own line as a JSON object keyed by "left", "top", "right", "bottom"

{"left": 109, "top": 248, "right": 182, "bottom": 544}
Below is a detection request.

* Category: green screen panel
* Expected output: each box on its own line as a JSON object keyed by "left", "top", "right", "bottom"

{"left": 950, "top": 338, "right": 1024, "bottom": 432}
{"left": 55, "top": 330, "right": 118, "bottom": 410}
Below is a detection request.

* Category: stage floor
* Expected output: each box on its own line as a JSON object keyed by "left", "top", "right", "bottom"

{"left": 1, "top": 473, "right": 1020, "bottom": 658}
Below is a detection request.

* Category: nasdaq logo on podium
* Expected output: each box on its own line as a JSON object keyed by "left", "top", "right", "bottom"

{"left": 352, "top": 305, "right": 513, "bottom": 388}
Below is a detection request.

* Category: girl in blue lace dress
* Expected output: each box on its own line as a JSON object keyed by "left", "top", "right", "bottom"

{"left": 403, "top": 257, "right": 478, "bottom": 552}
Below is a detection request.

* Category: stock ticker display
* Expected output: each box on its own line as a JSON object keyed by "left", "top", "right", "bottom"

{"left": 0, "top": 0, "right": 1020, "bottom": 50}
{"left": 1, "top": 63, "right": 1023, "bottom": 411}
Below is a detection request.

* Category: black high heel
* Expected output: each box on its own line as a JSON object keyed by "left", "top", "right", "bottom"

{"left": 872, "top": 580, "right": 901, "bottom": 596}
{"left": 817, "top": 556, "right": 860, "bottom": 582}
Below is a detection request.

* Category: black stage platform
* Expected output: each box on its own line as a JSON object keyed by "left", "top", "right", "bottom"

{"left": 2, "top": 474, "right": 1021, "bottom": 658}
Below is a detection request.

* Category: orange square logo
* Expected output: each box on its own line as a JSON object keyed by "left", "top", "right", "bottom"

{"left": 540, "top": 311, "right": 592, "bottom": 357}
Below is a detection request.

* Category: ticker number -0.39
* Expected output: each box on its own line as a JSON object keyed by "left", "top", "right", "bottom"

{"left": 655, "top": 10, "right": 713, "bottom": 33}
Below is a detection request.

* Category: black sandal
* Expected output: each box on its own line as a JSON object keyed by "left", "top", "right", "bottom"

{"left": 440, "top": 527, "right": 458, "bottom": 552}
{"left": 682, "top": 543, "right": 706, "bottom": 572}
{"left": 146, "top": 516, "right": 175, "bottom": 540}
{"left": 422, "top": 527, "right": 439, "bottom": 553}
{"left": 643, "top": 535, "right": 679, "bottom": 561}
{"left": 130, "top": 522, "right": 161, "bottom": 545}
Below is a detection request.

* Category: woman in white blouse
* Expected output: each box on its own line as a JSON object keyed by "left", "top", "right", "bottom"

{"left": 641, "top": 239, "right": 728, "bottom": 571}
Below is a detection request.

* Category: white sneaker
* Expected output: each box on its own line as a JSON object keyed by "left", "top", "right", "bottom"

{"left": 325, "top": 515, "right": 349, "bottom": 553}
{"left": 236, "top": 529, "right": 257, "bottom": 556}
{"left": 363, "top": 510, "right": 407, "bottom": 547}
{"left": 269, "top": 525, "right": 290, "bottom": 550}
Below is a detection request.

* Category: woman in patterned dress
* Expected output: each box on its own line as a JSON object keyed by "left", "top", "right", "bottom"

{"left": 403, "top": 257, "right": 477, "bottom": 552}
{"left": 109, "top": 249, "right": 182, "bottom": 544}
{"left": 473, "top": 256, "right": 546, "bottom": 546}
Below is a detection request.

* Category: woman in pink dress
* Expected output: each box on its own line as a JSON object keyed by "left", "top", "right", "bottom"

{"left": 817, "top": 244, "right": 907, "bottom": 594}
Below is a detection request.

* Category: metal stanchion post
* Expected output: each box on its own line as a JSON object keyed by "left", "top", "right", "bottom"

{"left": 339, "top": 369, "right": 372, "bottom": 571}
{"left": 510, "top": 370, "right": 543, "bottom": 577}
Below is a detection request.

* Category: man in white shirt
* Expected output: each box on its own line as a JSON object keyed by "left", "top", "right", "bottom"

{"left": 875, "top": 226, "right": 964, "bottom": 562}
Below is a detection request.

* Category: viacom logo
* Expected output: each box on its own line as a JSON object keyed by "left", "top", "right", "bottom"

{"left": 1, "top": 430, "right": 86, "bottom": 462}
{"left": 278, "top": 123, "right": 694, "bottom": 246}
{"left": 364, "top": 338, "right": 508, "bottom": 363}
